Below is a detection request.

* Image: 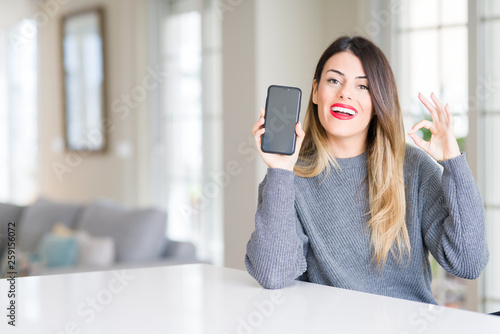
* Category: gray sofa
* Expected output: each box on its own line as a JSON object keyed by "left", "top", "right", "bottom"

{"left": 0, "top": 197, "right": 197, "bottom": 276}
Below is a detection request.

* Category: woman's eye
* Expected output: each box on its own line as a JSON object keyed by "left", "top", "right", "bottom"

{"left": 328, "top": 79, "right": 340, "bottom": 84}
{"left": 359, "top": 85, "right": 369, "bottom": 90}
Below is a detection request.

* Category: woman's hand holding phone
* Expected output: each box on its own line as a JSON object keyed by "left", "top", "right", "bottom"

{"left": 252, "top": 108, "right": 305, "bottom": 171}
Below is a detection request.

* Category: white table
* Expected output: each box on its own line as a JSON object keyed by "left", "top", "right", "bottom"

{"left": 1, "top": 263, "right": 499, "bottom": 333}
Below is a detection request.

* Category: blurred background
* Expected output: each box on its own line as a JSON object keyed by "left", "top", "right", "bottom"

{"left": 0, "top": 0, "right": 498, "bottom": 313}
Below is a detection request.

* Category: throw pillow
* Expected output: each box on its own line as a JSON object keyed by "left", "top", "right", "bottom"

{"left": 52, "top": 222, "right": 76, "bottom": 237}
{"left": 75, "top": 231, "right": 115, "bottom": 267}
{"left": 75, "top": 198, "right": 167, "bottom": 263}
{"left": 36, "top": 233, "right": 79, "bottom": 268}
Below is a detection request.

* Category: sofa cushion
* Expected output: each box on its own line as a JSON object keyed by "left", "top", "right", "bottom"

{"left": 17, "top": 198, "right": 83, "bottom": 253}
{"left": 0, "top": 202, "right": 24, "bottom": 233}
{"left": 75, "top": 198, "right": 167, "bottom": 263}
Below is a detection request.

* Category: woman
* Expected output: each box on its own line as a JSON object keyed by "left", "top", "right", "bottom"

{"left": 245, "top": 35, "right": 489, "bottom": 304}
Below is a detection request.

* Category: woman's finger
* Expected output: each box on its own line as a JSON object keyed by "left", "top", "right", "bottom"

{"left": 252, "top": 116, "right": 265, "bottom": 135}
{"left": 259, "top": 107, "right": 265, "bottom": 119}
{"left": 294, "top": 122, "right": 305, "bottom": 150}
{"left": 408, "top": 131, "right": 429, "bottom": 152}
{"left": 297, "top": 121, "right": 305, "bottom": 138}
{"left": 418, "top": 93, "right": 440, "bottom": 123}
{"left": 254, "top": 126, "right": 265, "bottom": 140}
{"left": 444, "top": 104, "right": 453, "bottom": 125}
{"left": 253, "top": 127, "right": 265, "bottom": 150}
{"left": 408, "top": 119, "right": 433, "bottom": 134}
{"left": 251, "top": 108, "right": 266, "bottom": 135}
{"left": 430, "top": 93, "right": 447, "bottom": 122}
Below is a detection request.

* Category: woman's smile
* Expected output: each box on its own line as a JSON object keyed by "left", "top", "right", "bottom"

{"left": 330, "top": 103, "right": 358, "bottom": 120}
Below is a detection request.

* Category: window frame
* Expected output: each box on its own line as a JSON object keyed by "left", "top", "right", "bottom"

{"left": 149, "top": 0, "right": 223, "bottom": 265}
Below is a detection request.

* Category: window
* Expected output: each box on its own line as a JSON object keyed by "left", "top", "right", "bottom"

{"left": 151, "top": 0, "right": 223, "bottom": 264}
{"left": 395, "top": 0, "right": 470, "bottom": 308}
{"left": 480, "top": 0, "right": 500, "bottom": 314}
{"left": 397, "top": 0, "right": 469, "bottom": 151}
{"left": 0, "top": 20, "right": 38, "bottom": 204}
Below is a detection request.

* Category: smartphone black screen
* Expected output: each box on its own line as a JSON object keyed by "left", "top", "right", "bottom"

{"left": 261, "top": 85, "right": 302, "bottom": 155}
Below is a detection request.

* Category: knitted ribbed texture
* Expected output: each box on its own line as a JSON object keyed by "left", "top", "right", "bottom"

{"left": 245, "top": 145, "right": 489, "bottom": 304}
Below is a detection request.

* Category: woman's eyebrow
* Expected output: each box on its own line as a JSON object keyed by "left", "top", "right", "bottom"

{"left": 327, "top": 69, "right": 345, "bottom": 76}
{"left": 327, "top": 69, "right": 367, "bottom": 80}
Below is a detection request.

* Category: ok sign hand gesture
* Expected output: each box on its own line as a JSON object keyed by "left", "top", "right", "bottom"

{"left": 408, "top": 93, "right": 461, "bottom": 161}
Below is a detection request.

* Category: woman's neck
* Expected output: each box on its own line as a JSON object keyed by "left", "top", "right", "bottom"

{"left": 327, "top": 135, "right": 367, "bottom": 158}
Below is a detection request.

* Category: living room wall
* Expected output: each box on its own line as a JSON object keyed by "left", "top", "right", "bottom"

{"left": 35, "top": 0, "right": 152, "bottom": 206}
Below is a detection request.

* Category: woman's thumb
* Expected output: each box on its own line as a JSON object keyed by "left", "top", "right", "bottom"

{"left": 295, "top": 122, "right": 305, "bottom": 148}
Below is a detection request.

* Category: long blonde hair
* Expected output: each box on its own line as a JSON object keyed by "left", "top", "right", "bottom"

{"left": 295, "top": 36, "right": 409, "bottom": 268}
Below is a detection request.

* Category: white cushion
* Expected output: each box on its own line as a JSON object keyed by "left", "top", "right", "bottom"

{"left": 75, "top": 231, "right": 115, "bottom": 267}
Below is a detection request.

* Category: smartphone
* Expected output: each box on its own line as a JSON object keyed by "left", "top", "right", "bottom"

{"left": 261, "top": 85, "right": 302, "bottom": 155}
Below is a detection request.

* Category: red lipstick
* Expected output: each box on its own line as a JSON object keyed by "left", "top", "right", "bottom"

{"left": 330, "top": 103, "right": 358, "bottom": 120}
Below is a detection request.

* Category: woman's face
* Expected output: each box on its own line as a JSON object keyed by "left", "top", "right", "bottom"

{"left": 313, "top": 51, "right": 374, "bottom": 153}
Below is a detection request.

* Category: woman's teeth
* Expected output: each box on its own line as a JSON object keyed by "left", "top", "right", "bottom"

{"left": 331, "top": 106, "right": 356, "bottom": 116}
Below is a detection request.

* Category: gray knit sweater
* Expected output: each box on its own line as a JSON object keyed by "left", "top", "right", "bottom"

{"left": 245, "top": 145, "right": 489, "bottom": 304}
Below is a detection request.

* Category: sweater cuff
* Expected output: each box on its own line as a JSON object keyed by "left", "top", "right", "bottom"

{"left": 263, "top": 168, "right": 296, "bottom": 204}
{"left": 438, "top": 153, "right": 472, "bottom": 179}
{"left": 437, "top": 152, "right": 469, "bottom": 169}
{"left": 266, "top": 167, "right": 296, "bottom": 181}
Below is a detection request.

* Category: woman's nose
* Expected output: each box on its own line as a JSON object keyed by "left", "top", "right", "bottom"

{"left": 338, "top": 86, "right": 352, "bottom": 100}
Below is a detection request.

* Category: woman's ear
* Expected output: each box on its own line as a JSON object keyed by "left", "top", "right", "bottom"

{"left": 312, "top": 79, "right": 318, "bottom": 105}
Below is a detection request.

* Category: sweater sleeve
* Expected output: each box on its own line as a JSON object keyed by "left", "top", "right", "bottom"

{"left": 420, "top": 153, "right": 489, "bottom": 279}
{"left": 244, "top": 168, "right": 308, "bottom": 289}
